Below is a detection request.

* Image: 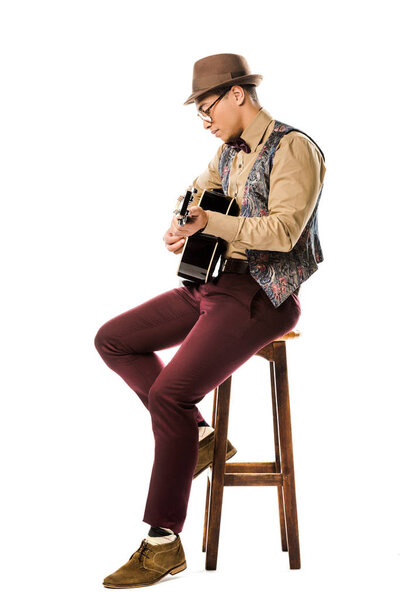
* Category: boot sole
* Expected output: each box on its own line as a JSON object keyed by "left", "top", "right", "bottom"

{"left": 103, "top": 560, "right": 187, "bottom": 588}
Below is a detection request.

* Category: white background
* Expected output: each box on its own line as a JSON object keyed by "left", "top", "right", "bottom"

{"left": 1, "top": 0, "right": 399, "bottom": 597}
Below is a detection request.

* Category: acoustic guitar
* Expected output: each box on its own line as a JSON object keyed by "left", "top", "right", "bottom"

{"left": 175, "top": 187, "right": 238, "bottom": 283}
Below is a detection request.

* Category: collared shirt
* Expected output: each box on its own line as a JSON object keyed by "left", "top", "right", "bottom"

{"left": 186, "top": 107, "right": 326, "bottom": 258}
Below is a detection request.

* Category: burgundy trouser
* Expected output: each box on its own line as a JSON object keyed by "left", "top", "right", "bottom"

{"left": 94, "top": 271, "right": 301, "bottom": 533}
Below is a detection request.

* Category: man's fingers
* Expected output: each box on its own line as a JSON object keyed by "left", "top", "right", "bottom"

{"left": 170, "top": 240, "right": 185, "bottom": 253}
{"left": 173, "top": 243, "right": 185, "bottom": 254}
{"left": 165, "top": 237, "right": 185, "bottom": 253}
{"left": 167, "top": 232, "right": 185, "bottom": 242}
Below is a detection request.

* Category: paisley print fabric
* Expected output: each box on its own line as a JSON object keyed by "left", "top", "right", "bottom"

{"left": 218, "top": 120, "right": 324, "bottom": 307}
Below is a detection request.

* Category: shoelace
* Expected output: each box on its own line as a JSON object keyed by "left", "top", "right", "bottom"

{"left": 129, "top": 540, "right": 152, "bottom": 563}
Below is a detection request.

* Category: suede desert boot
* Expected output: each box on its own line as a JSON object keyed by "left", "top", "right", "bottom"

{"left": 193, "top": 430, "right": 237, "bottom": 479}
{"left": 103, "top": 535, "right": 187, "bottom": 588}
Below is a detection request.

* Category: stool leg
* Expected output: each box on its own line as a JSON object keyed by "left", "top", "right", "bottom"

{"left": 203, "top": 387, "right": 218, "bottom": 552}
{"left": 274, "top": 341, "right": 301, "bottom": 569}
{"left": 205, "top": 376, "right": 232, "bottom": 570}
{"left": 202, "top": 475, "right": 210, "bottom": 552}
{"left": 269, "top": 360, "right": 288, "bottom": 552}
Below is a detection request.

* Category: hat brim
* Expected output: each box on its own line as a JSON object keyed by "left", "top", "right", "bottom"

{"left": 183, "top": 74, "right": 263, "bottom": 106}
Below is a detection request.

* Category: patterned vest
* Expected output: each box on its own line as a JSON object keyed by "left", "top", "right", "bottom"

{"left": 218, "top": 120, "right": 325, "bottom": 307}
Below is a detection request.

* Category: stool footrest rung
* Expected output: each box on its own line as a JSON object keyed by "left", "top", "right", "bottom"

{"left": 224, "top": 461, "right": 277, "bottom": 473}
{"left": 224, "top": 472, "right": 283, "bottom": 486}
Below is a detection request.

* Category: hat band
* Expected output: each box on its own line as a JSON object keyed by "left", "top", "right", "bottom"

{"left": 193, "top": 71, "right": 248, "bottom": 91}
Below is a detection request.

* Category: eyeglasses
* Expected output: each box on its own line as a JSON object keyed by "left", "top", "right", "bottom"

{"left": 196, "top": 89, "right": 230, "bottom": 122}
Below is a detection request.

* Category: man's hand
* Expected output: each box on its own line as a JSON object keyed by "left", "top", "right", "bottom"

{"left": 163, "top": 228, "right": 186, "bottom": 254}
{"left": 169, "top": 205, "right": 209, "bottom": 237}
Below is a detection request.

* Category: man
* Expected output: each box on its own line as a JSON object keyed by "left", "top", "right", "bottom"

{"left": 94, "top": 53, "right": 326, "bottom": 588}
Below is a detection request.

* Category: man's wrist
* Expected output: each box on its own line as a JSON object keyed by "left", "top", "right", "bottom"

{"left": 197, "top": 210, "right": 209, "bottom": 234}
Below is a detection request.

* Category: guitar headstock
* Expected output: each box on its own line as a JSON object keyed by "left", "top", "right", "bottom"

{"left": 174, "top": 187, "right": 198, "bottom": 225}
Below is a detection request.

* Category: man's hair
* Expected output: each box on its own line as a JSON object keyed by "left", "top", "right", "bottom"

{"left": 198, "top": 83, "right": 259, "bottom": 105}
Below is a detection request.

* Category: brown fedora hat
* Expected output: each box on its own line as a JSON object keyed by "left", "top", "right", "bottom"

{"left": 183, "top": 53, "right": 263, "bottom": 106}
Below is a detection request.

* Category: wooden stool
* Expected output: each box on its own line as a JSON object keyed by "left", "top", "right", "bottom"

{"left": 202, "top": 330, "right": 301, "bottom": 570}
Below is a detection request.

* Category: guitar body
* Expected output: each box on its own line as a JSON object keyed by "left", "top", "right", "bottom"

{"left": 177, "top": 189, "right": 238, "bottom": 283}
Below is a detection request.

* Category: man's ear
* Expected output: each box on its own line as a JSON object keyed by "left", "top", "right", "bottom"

{"left": 231, "top": 85, "right": 246, "bottom": 106}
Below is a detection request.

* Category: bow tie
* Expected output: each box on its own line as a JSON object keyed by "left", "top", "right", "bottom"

{"left": 226, "top": 137, "right": 251, "bottom": 153}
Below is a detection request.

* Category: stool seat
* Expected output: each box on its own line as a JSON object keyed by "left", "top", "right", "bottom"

{"left": 201, "top": 330, "right": 301, "bottom": 570}
{"left": 275, "top": 329, "right": 301, "bottom": 341}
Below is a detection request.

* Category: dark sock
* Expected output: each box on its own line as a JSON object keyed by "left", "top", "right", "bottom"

{"left": 148, "top": 526, "right": 177, "bottom": 537}
{"left": 197, "top": 419, "right": 210, "bottom": 427}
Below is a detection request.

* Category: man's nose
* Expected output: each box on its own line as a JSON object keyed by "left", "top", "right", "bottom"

{"left": 203, "top": 119, "right": 212, "bottom": 130}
